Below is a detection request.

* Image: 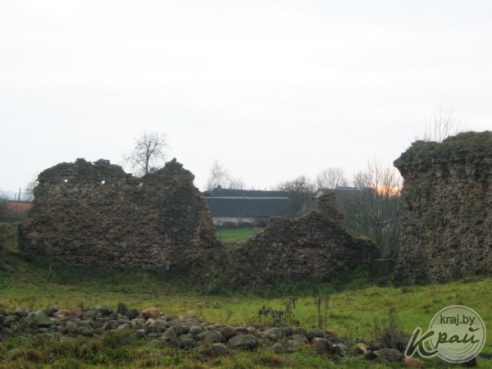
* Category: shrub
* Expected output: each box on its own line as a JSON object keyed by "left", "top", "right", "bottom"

{"left": 372, "top": 308, "right": 410, "bottom": 352}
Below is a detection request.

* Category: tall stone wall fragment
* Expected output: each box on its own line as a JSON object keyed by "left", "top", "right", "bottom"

{"left": 19, "top": 158, "right": 220, "bottom": 273}
{"left": 394, "top": 131, "right": 492, "bottom": 283}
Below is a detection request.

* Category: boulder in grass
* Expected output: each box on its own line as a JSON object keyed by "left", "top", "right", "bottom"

{"left": 199, "top": 342, "right": 228, "bottom": 357}
{"left": 201, "top": 330, "right": 225, "bottom": 344}
{"left": 142, "top": 308, "right": 160, "bottom": 320}
{"left": 190, "top": 325, "right": 206, "bottom": 335}
{"left": 312, "top": 337, "right": 332, "bottom": 354}
{"left": 271, "top": 342, "right": 286, "bottom": 353}
{"left": 27, "top": 311, "right": 54, "bottom": 328}
{"left": 44, "top": 305, "right": 60, "bottom": 317}
{"left": 306, "top": 328, "right": 325, "bottom": 342}
{"left": 211, "top": 343, "right": 228, "bottom": 356}
{"left": 374, "top": 348, "right": 404, "bottom": 362}
{"left": 125, "top": 309, "right": 140, "bottom": 320}
{"left": 403, "top": 357, "right": 425, "bottom": 368}
{"left": 94, "top": 305, "right": 113, "bottom": 317}
{"left": 325, "top": 329, "right": 337, "bottom": 338}
{"left": 15, "top": 308, "right": 28, "bottom": 319}
{"left": 219, "top": 326, "right": 236, "bottom": 340}
{"left": 332, "top": 343, "right": 347, "bottom": 357}
{"left": 178, "top": 334, "right": 196, "bottom": 349}
{"left": 355, "top": 342, "right": 369, "bottom": 355}
{"left": 264, "top": 327, "right": 285, "bottom": 341}
{"left": 228, "top": 334, "right": 258, "bottom": 350}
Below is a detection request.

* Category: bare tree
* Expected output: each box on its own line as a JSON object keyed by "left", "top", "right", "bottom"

{"left": 422, "top": 102, "right": 461, "bottom": 142}
{"left": 24, "top": 178, "right": 38, "bottom": 201}
{"left": 276, "top": 175, "right": 316, "bottom": 214}
{"left": 228, "top": 177, "right": 245, "bottom": 190}
{"left": 339, "top": 161, "right": 402, "bottom": 258}
{"left": 124, "top": 132, "right": 168, "bottom": 176}
{"left": 206, "top": 161, "right": 245, "bottom": 190}
{"left": 316, "top": 167, "right": 348, "bottom": 189}
{"left": 206, "top": 161, "right": 230, "bottom": 190}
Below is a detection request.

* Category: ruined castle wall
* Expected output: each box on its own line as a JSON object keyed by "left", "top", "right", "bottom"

{"left": 394, "top": 132, "right": 492, "bottom": 283}
{"left": 230, "top": 192, "right": 379, "bottom": 286}
{"left": 19, "top": 158, "right": 220, "bottom": 272}
{"left": 20, "top": 159, "right": 379, "bottom": 285}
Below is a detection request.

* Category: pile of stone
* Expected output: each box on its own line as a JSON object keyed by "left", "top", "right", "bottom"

{"left": 0, "top": 304, "right": 425, "bottom": 367}
{"left": 231, "top": 192, "right": 379, "bottom": 286}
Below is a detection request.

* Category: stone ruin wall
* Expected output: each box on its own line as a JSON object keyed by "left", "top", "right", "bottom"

{"left": 20, "top": 159, "right": 379, "bottom": 285}
{"left": 19, "top": 158, "right": 221, "bottom": 274}
{"left": 394, "top": 131, "right": 492, "bottom": 283}
{"left": 230, "top": 192, "right": 379, "bottom": 287}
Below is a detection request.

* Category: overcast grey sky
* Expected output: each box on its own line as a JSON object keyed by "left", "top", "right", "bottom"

{"left": 1, "top": 0, "right": 491, "bottom": 197}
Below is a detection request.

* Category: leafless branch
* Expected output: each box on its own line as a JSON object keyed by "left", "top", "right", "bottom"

{"left": 124, "top": 132, "right": 167, "bottom": 176}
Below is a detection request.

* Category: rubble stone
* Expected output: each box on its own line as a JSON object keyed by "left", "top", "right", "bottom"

{"left": 394, "top": 132, "right": 492, "bottom": 283}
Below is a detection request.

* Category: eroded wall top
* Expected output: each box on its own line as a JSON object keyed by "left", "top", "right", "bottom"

{"left": 19, "top": 158, "right": 220, "bottom": 272}
{"left": 19, "top": 159, "right": 381, "bottom": 285}
{"left": 394, "top": 131, "right": 492, "bottom": 283}
{"left": 395, "top": 131, "right": 492, "bottom": 178}
{"left": 229, "top": 191, "right": 379, "bottom": 286}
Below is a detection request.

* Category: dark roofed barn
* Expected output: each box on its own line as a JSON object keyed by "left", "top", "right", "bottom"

{"left": 204, "top": 188, "right": 296, "bottom": 227}
{"left": 205, "top": 187, "right": 289, "bottom": 198}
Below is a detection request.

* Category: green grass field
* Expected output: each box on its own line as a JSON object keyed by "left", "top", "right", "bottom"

{"left": 215, "top": 227, "right": 262, "bottom": 244}
{"left": 1, "top": 223, "right": 491, "bottom": 368}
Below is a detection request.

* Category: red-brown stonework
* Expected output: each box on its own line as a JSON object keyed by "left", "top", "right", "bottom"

{"left": 19, "top": 159, "right": 378, "bottom": 285}
{"left": 394, "top": 131, "right": 492, "bottom": 283}
{"left": 19, "top": 158, "right": 221, "bottom": 273}
{"left": 229, "top": 191, "right": 379, "bottom": 286}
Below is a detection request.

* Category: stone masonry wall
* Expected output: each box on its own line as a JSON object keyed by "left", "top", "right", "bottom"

{"left": 229, "top": 192, "right": 379, "bottom": 286}
{"left": 394, "top": 131, "right": 492, "bottom": 283}
{"left": 19, "top": 158, "right": 221, "bottom": 273}
{"left": 19, "top": 159, "right": 379, "bottom": 285}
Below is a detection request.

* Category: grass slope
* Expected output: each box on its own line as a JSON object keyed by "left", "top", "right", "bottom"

{"left": 0, "top": 223, "right": 491, "bottom": 368}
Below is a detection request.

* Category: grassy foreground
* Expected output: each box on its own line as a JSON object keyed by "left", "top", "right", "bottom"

{"left": 0, "top": 224, "right": 491, "bottom": 368}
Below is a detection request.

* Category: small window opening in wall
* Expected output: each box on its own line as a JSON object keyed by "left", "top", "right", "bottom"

{"left": 139, "top": 182, "right": 143, "bottom": 188}
{"left": 101, "top": 180, "right": 106, "bottom": 185}
{"left": 64, "top": 179, "right": 68, "bottom": 183}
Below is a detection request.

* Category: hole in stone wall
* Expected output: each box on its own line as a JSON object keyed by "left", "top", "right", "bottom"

{"left": 101, "top": 180, "right": 106, "bottom": 185}
{"left": 64, "top": 179, "right": 68, "bottom": 183}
